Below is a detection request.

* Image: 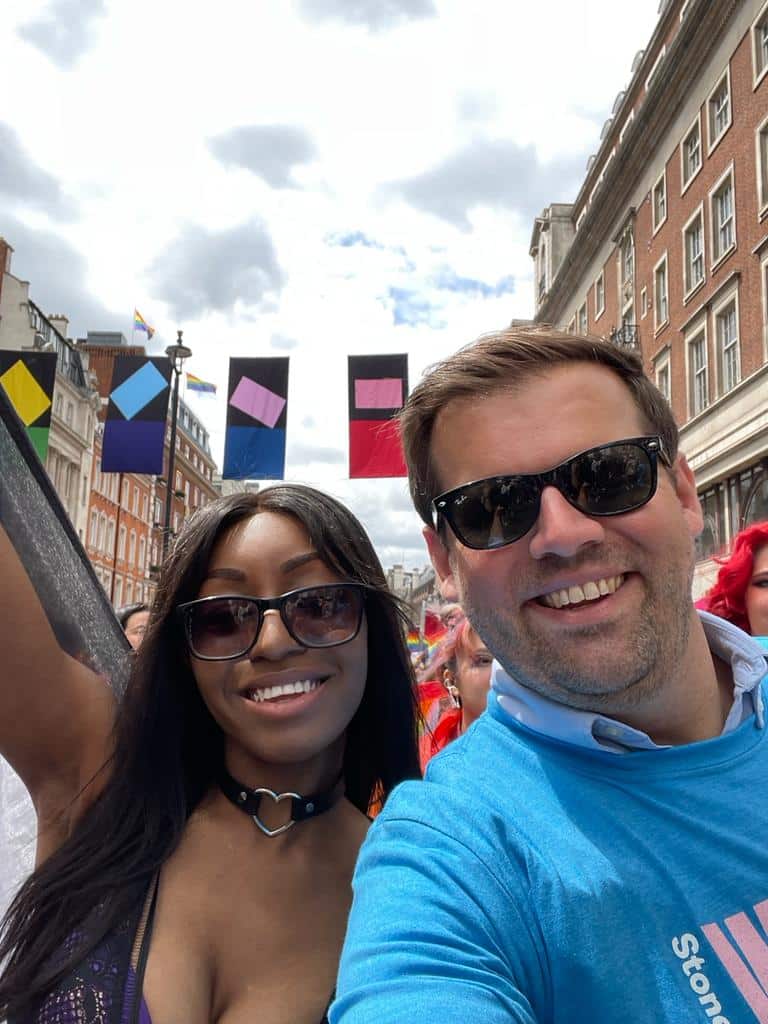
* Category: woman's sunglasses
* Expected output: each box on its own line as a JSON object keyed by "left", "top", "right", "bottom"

{"left": 432, "top": 436, "right": 671, "bottom": 551}
{"left": 177, "top": 583, "right": 367, "bottom": 661}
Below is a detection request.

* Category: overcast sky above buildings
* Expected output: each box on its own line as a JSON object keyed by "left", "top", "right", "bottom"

{"left": 0, "top": 0, "right": 660, "bottom": 568}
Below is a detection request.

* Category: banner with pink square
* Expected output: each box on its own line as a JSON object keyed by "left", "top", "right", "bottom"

{"left": 354, "top": 378, "right": 403, "bottom": 410}
{"left": 229, "top": 376, "right": 286, "bottom": 429}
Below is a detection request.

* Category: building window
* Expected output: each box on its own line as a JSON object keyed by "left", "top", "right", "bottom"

{"left": 142, "top": 494, "right": 149, "bottom": 520}
{"left": 578, "top": 302, "right": 587, "bottom": 334}
{"left": 645, "top": 46, "right": 666, "bottom": 92}
{"left": 175, "top": 470, "right": 181, "bottom": 490}
{"left": 65, "top": 401, "right": 74, "bottom": 426}
{"left": 594, "top": 273, "right": 605, "bottom": 319}
{"left": 118, "top": 524, "right": 127, "bottom": 560}
{"left": 133, "top": 486, "right": 140, "bottom": 515}
{"left": 121, "top": 479, "right": 129, "bottom": 509}
{"left": 753, "top": 3, "right": 768, "bottom": 85}
{"left": 139, "top": 536, "right": 146, "bottom": 571}
{"left": 681, "top": 117, "right": 702, "bottom": 191}
{"left": 715, "top": 298, "right": 740, "bottom": 394}
{"left": 655, "top": 353, "right": 671, "bottom": 402}
{"left": 113, "top": 577, "right": 123, "bottom": 607}
{"left": 125, "top": 579, "right": 134, "bottom": 605}
{"left": 683, "top": 208, "right": 705, "bottom": 297}
{"left": 640, "top": 287, "right": 648, "bottom": 319}
{"left": 756, "top": 117, "right": 768, "bottom": 213}
{"left": 620, "top": 234, "right": 634, "bottom": 286}
{"left": 707, "top": 70, "right": 731, "bottom": 151}
{"left": 106, "top": 518, "right": 115, "bottom": 553}
{"left": 567, "top": 317, "right": 575, "bottom": 334}
{"left": 89, "top": 510, "right": 99, "bottom": 547}
{"left": 652, "top": 172, "right": 667, "bottom": 233}
{"left": 128, "top": 530, "right": 137, "bottom": 567}
{"left": 711, "top": 169, "right": 735, "bottom": 264}
{"left": 696, "top": 485, "right": 725, "bottom": 561}
{"left": 688, "top": 330, "right": 709, "bottom": 416}
{"left": 654, "top": 255, "right": 668, "bottom": 330}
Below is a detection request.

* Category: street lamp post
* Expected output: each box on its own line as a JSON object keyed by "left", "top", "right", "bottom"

{"left": 162, "top": 330, "right": 192, "bottom": 561}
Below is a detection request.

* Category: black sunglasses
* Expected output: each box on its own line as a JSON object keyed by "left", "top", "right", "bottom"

{"left": 432, "top": 436, "right": 671, "bottom": 551}
{"left": 177, "top": 583, "right": 367, "bottom": 661}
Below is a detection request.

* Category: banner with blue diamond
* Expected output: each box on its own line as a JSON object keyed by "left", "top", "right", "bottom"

{"left": 102, "top": 356, "right": 172, "bottom": 473}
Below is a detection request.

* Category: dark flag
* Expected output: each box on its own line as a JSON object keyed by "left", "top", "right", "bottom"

{"left": 0, "top": 384, "right": 130, "bottom": 695}
{"left": 222, "top": 357, "right": 289, "bottom": 479}
{"left": 0, "top": 351, "right": 57, "bottom": 464}
{"left": 102, "top": 355, "right": 172, "bottom": 474}
{"left": 348, "top": 354, "right": 408, "bottom": 478}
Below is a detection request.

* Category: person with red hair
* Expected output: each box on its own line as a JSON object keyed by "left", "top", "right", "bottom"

{"left": 420, "top": 617, "right": 493, "bottom": 768}
{"left": 699, "top": 521, "right": 768, "bottom": 638}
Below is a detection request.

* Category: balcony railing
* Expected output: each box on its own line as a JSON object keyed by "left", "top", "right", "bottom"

{"left": 609, "top": 324, "right": 640, "bottom": 351}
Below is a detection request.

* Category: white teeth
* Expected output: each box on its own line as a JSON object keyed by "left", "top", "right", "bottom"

{"left": 539, "top": 574, "right": 625, "bottom": 609}
{"left": 246, "top": 679, "right": 321, "bottom": 703}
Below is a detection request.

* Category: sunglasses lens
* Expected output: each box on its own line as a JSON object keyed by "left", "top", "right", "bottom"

{"left": 566, "top": 443, "right": 654, "bottom": 515}
{"left": 187, "top": 598, "right": 259, "bottom": 659}
{"left": 448, "top": 477, "right": 541, "bottom": 549}
{"left": 284, "top": 585, "right": 364, "bottom": 647}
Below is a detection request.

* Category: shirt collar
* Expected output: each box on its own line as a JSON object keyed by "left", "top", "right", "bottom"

{"left": 492, "top": 610, "right": 767, "bottom": 754}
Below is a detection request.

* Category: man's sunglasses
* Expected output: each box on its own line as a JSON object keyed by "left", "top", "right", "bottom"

{"left": 177, "top": 583, "right": 367, "bottom": 661}
{"left": 432, "top": 436, "right": 671, "bottom": 551}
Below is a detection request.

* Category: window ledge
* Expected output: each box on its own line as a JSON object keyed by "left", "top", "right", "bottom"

{"left": 654, "top": 318, "right": 670, "bottom": 338}
{"left": 594, "top": 307, "right": 605, "bottom": 321}
{"left": 652, "top": 215, "right": 668, "bottom": 237}
{"left": 681, "top": 165, "right": 702, "bottom": 196}
{"left": 754, "top": 64, "right": 768, "bottom": 91}
{"left": 711, "top": 244, "right": 736, "bottom": 275}
{"left": 759, "top": 203, "right": 768, "bottom": 223}
{"left": 683, "top": 278, "right": 706, "bottom": 305}
{"left": 707, "top": 120, "right": 732, "bottom": 157}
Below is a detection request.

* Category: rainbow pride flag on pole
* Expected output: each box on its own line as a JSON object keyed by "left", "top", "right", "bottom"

{"left": 186, "top": 373, "right": 217, "bottom": 395}
{"left": 133, "top": 309, "right": 155, "bottom": 340}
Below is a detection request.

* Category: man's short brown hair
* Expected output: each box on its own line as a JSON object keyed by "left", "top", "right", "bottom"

{"left": 399, "top": 325, "right": 680, "bottom": 527}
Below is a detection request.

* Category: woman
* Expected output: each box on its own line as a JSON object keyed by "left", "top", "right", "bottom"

{"left": 116, "top": 602, "right": 151, "bottom": 651}
{"left": 420, "top": 617, "right": 493, "bottom": 769}
{"left": 0, "top": 485, "right": 420, "bottom": 1023}
{"left": 699, "top": 521, "right": 768, "bottom": 637}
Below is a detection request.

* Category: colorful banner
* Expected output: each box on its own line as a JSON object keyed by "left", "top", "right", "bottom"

{"left": 222, "top": 357, "right": 289, "bottom": 479}
{"left": 348, "top": 354, "right": 408, "bottom": 478}
{"left": 0, "top": 351, "right": 57, "bottom": 463}
{"left": 102, "top": 355, "right": 172, "bottom": 473}
{"left": 186, "top": 372, "right": 217, "bottom": 394}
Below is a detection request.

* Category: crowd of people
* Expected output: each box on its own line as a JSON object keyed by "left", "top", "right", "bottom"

{"left": 0, "top": 324, "right": 766, "bottom": 1023}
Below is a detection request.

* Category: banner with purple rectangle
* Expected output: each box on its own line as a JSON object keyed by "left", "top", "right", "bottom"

{"left": 223, "top": 357, "right": 289, "bottom": 479}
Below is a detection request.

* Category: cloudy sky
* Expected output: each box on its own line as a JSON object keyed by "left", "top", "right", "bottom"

{"left": 0, "top": 0, "right": 660, "bottom": 570}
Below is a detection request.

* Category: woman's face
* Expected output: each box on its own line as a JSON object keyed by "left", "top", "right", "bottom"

{"left": 454, "top": 631, "right": 493, "bottom": 727}
{"left": 189, "top": 511, "right": 368, "bottom": 775}
{"left": 124, "top": 610, "right": 150, "bottom": 650}
{"left": 745, "top": 544, "right": 768, "bottom": 636}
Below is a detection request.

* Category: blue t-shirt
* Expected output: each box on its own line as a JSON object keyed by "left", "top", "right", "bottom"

{"left": 333, "top": 678, "right": 768, "bottom": 1023}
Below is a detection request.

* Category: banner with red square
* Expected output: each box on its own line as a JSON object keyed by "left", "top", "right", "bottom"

{"left": 348, "top": 354, "right": 408, "bottom": 478}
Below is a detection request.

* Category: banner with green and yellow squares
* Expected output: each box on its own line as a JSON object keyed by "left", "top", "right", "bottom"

{"left": 0, "top": 351, "right": 57, "bottom": 463}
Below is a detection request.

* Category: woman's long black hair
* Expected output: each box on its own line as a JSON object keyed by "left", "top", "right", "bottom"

{"left": 0, "top": 484, "right": 421, "bottom": 1017}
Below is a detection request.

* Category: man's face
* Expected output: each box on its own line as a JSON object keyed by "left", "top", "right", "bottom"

{"left": 423, "top": 363, "right": 704, "bottom": 715}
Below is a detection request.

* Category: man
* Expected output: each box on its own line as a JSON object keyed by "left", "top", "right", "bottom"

{"left": 331, "top": 328, "right": 768, "bottom": 1023}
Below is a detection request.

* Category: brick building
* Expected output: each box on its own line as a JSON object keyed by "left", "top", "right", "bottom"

{"left": 530, "top": 0, "right": 768, "bottom": 594}
{"left": 79, "top": 333, "right": 219, "bottom": 606}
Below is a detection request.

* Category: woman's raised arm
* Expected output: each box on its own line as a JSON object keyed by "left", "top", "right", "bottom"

{"left": 0, "top": 523, "right": 115, "bottom": 812}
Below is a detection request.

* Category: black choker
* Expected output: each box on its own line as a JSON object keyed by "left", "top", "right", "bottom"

{"left": 219, "top": 768, "right": 344, "bottom": 837}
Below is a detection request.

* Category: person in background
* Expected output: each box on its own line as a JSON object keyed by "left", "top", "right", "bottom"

{"left": 699, "top": 521, "right": 768, "bottom": 640}
{"left": 420, "top": 617, "right": 493, "bottom": 768}
{"left": 116, "top": 602, "right": 150, "bottom": 651}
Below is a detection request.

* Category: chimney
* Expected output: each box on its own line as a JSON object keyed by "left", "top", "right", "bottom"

{"left": 48, "top": 313, "right": 70, "bottom": 340}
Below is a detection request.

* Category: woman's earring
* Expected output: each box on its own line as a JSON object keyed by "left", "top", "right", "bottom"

{"left": 443, "top": 670, "right": 461, "bottom": 708}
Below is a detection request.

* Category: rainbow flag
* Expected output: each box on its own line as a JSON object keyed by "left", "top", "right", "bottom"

{"left": 186, "top": 372, "right": 217, "bottom": 394}
{"left": 133, "top": 309, "right": 155, "bottom": 340}
{"left": 407, "top": 628, "right": 427, "bottom": 654}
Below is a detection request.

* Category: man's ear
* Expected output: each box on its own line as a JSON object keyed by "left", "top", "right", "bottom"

{"left": 670, "top": 452, "right": 704, "bottom": 539}
{"left": 423, "top": 525, "right": 460, "bottom": 603}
